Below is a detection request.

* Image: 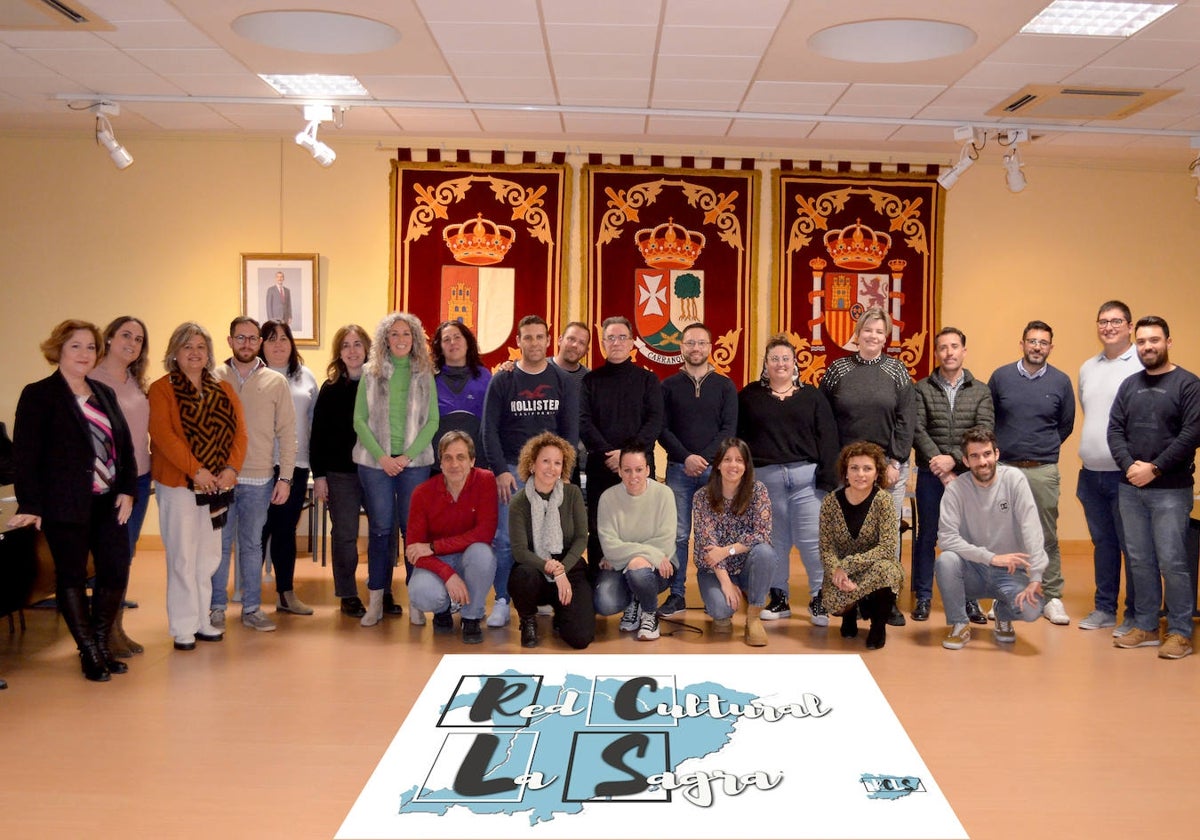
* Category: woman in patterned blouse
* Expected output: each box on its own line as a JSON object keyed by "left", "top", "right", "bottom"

{"left": 819, "top": 441, "right": 904, "bottom": 650}
{"left": 691, "top": 437, "right": 780, "bottom": 646}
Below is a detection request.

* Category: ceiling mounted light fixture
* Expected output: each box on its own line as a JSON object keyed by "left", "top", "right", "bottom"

{"left": 937, "top": 126, "right": 982, "bottom": 190}
{"left": 1000, "top": 129, "right": 1030, "bottom": 192}
{"left": 808, "top": 19, "right": 977, "bottom": 63}
{"left": 91, "top": 102, "right": 133, "bottom": 170}
{"left": 1021, "top": 1, "right": 1176, "bottom": 37}
{"left": 295, "top": 104, "right": 336, "bottom": 166}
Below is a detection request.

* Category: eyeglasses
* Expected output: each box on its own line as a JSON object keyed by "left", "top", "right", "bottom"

{"left": 1097, "top": 318, "right": 1127, "bottom": 328}
{"left": 604, "top": 335, "right": 632, "bottom": 344}
{"left": 1023, "top": 338, "right": 1051, "bottom": 348}
{"left": 682, "top": 340, "right": 710, "bottom": 349}
{"left": 232, "top": 334, "right": 261, "bottom": 344}
{"left": 766, "top": 355, "right": 794, "bottom": 364}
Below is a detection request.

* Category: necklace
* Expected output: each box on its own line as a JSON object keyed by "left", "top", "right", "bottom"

{"left": 769, "top": 383, "right": 794, "bottom": 398}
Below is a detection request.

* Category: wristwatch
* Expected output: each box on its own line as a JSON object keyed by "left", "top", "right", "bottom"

{"left": 728, "top": 546, "right": 736, "bottom": 557}
{"left": 278, "top": 477, "right": 293, "bottom": 486}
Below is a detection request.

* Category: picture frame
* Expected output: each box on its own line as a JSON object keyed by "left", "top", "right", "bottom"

{"left": 241, "top": 253, "right": 320, "bottom": 346}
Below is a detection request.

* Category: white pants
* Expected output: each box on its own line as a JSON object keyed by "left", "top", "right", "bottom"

{"left": 158, "top": 483, "right": 223, "bottom": 640}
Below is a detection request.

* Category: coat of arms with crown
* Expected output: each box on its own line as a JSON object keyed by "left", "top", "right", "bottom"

{"left": 631, "top": 217, "right": 707, "bottom": 365}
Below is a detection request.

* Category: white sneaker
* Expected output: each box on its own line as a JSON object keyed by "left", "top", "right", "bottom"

{"left": 1042, "top": 597, "right": 1070, "bottom": 625}
{"left": 636, "top": 610, "right": 660, "bottom": 641}
{"left": 619, "top": 601, "right": 641, "bottom": 632}
{"left": 487, "top": 597, "right": 511, "bottom": 628}
{"left": 409, "top": 603, "right": 426, "bottom": 625}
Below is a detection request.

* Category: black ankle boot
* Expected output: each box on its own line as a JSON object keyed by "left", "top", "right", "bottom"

{"left": 840, "top": 603, "right": 859, "bottom": 638}
{"left": 92, "top": 587, "right": 129, "bottom": 674}
{"left": 520, "top": 616, "right": 539, "bottom": 648}
{"left": 59, "top": 588, "right": 110, "bottom": 682}
{"left": 866, "top": 589, "right": 895, "bottom": 650}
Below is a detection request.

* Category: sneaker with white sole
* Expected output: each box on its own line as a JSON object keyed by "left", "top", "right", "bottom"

{"left": 760, "top": 588, "right": 791, "bottom": 621}
{"left": 1078, "top": 609, "right": 1116, "bottom": 630}
{"left": 637, "top": 610, "right": 660, "bottom": 641}
{"left": 993, "top": 619, "right": 1016, "bottom": 644}
{"left": 619, "top": 601, "right": 641, "bottom": 632}
{"left": 658, "top": 592, "right": 687, "bottom": 617}
{"left": 809, "top": 595, "right": 829, "bottom": 627}
{"left": 1113, "top": 627, "right": 1160, "bottom": 648}
{"left": 1042, "top": 597, "right": 1070, "bottom": 625}
{"left": 1111, "top": 616, "right": 1136, "bottom": 638}
{"left": 209, "top": 608, "right": 226, "bottom": 630}
{"left": 1158, "top": 633, "right": 1193, "bottom": 660}
{"left": 241, "top": 608, "right": 277, "bottom": 632}
{"left": 942, "top": 623, "right": 971, "bottom": 650}
{"left": 487, "top": 597, "right": 511, "bottom": 628}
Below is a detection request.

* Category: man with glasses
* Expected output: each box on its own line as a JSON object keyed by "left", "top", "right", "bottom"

{"left": 1076, "top": 301, "right": 1142, "bottom": 634}
{"left": 580, "top": 316, "right": 664, "bottom": 582}
{"left": 657, "top": 322, "right": 737, "bottom": 617}
{"left": 211, "top": 317, "right": 297, "bottom": 632}
{"left": 987, "top": 320, "right": 1075, "bottom": 626}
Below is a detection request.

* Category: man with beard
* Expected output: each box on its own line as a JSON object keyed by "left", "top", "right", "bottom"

{"left": 988, "top": 320, "right": 1075, "bottom": 626}
{"left": 550, "top": 321, "right": 591, "bottom": 489}
{"left": 935, "top": 426, "right": 1046, "bottom": 650}
{"left": 657, "top": 322, "right": 738, "bottom": 617}
{"left": 1109, "top": 316, "right": 1200, "bottom": 660}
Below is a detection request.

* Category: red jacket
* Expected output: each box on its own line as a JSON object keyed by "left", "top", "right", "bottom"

{"left": 407, "top": 467, "right": 497, "bottom": 581}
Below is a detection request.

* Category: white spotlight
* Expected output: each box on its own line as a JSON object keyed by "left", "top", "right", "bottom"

{"left": 1003, "top": 146, "right": 1027, "bottom": 193}
{"left": 294, "top": 104, "right": 336, "bottom": 166}
{"left": 93, "top": 111, "right": 133, "bottom": 170}
{"left": 937, "top": 148, "right": 975, "bottom": 190}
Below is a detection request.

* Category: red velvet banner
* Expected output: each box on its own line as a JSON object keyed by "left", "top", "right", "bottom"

{"left": 774, "top": 170, "right": 943, "bottom": 383}
{"left": 390, "top": 160, "right": 569, "bottom": 367}
{"left": 583, "top": 165, "right": 760, "bottom": 387}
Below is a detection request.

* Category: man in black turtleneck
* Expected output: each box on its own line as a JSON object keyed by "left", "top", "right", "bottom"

{"left": 580, "top": 315, "right": 664, "bottom": 581}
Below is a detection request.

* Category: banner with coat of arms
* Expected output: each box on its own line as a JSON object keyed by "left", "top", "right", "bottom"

{"left": 584, "top": 165, "right": 760, "bottom": 387}
{"left": 391, "top": 159, "right": 569, "bottom": 367}
{"left": 773, "top": 170, "right": 943, "bottom": 384}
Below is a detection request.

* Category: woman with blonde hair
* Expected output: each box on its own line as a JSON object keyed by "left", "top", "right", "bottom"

{"left": 353, "top": 312, "right": 439, "bottom": 626}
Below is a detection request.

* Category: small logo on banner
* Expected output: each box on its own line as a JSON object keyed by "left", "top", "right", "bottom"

{"left": 859, "top": 773, "right": 926, "bottom": 800}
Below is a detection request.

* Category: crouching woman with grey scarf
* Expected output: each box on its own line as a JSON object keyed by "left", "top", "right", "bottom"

{"left": 508, "top": 432, "right": 593, "bottom": 649}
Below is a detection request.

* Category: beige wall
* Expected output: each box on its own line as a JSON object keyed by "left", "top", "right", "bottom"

{"left": 3, "top": 132, "right": 1199, "bottom": 542}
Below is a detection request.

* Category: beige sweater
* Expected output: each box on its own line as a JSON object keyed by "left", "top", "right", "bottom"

{"left": 215, "top": 360, "right": 297, "bottom": 481}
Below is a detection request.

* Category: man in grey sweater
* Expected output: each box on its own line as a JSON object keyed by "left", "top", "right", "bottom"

{"left": 935, "top": 426, "right": 1047, "bottom": 650}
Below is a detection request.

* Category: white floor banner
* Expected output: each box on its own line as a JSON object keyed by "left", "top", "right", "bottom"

{"left": 337, "top": 654, "right": 967, "bottom": 839}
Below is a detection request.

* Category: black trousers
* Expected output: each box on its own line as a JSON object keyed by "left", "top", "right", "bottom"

{"left": 509, "top": 563, "right": 595, "bottom": 649}
{"left": 42, "top": 491, "right": 131, "bottom": 591}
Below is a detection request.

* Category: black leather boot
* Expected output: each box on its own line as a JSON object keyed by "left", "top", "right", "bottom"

{"left": 520, "top": 615, "right": 539, "bottom": 648}
{"left": 866, "top": 589, "right": 895, "bottom": 650}
{"left": 59, "top": 588, "right": 110, "bottom": 682}
{"left": 839, "top": 605, "right": 859, "bottom": 638}
{"left": 92, "top": 588, "right": 129, "bottom": 674}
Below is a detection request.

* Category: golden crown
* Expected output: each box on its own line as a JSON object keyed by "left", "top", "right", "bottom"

{"left": 443, "top": 213, "right": 516, "bottom": 266}
{"left": 823, "top": 218, "right": 892, "bottom": 270}
{"left": 635, "top": 217, "right": 706, "bottom": 270}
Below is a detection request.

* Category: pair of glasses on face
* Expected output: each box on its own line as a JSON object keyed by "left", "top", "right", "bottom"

{"left": 232, "top": 335, "right": 260, "bottom": 345}
{"left": 604, "top": 335, "right": 632, "bottom": 344}
{"left": 766, "top": 355, "right": 794, "bottom": 364}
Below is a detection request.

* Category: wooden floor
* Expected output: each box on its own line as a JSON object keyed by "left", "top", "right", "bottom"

{"left": 1, "top": 546, "right": 1196, "bottom": 840}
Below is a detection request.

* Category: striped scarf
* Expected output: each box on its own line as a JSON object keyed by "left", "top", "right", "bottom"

{"left": 79, "top": 394, "right": 115, "bottom": 494}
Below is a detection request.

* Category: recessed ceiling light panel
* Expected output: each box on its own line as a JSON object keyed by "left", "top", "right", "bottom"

{"left": 233, "top": 11, "right": 400, "bottom": 55}
{"left": 808, "top": 19, "right": 977, "bottom": 63}
{"left": 1021, "top": 1, "right": 1176, "bottom": 37}
{"left": 260, "top": 74, "right": 369, "bottom": 97}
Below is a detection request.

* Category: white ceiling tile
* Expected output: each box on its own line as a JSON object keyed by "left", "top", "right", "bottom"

{"left": 97, "top": 21, "right": 217, "bottom": 50}
{"left": 81, "top": 0, "right": 186, "bottom": 22}
{"left": 427, "top": 22, "right": 545, "bottom": 53}
{"left": 458, "top": 76, "right": 555, "bottom": 103}
{"left": 827, "top": 104, "right": 923, "bottom": 119}
{"left": 659, "top": 26, "right": 775, "bottom": 55}
{"left": 443, "top": 51, "right": 549, "bottom": 76}
{"left": 1062, "top": 66, "right": 1182, "bottom": 87}
{"left": 652, "top": 79, "right": 747, "bottom": 106}
{"left": 552, "top": 53, "right": 654, "bottom": 79}
{"left": 162, "top": 73, "right": 280, "bottom": 98}
{"left": 0, "top": 43, "right": 58, "bottom": 76}
{"left": 1090, "top": 39, "right": 1200, "bottom": 71}
{"left": 358, "top": 75, "right": 464, "bottom": 101}
{"left": 125, "top": 48, "right": 246, "bottom": 75}
{"left": 645, "top": 115, "right": 732, "bottom": 135}
{"left": 543, "top": 0, "right": 662, "bottom": 26}
{"left": 557, "top": 78, "right": 649, "bottom": 103}
{"left": 209, "top": 104, "right": 305, "bottom": 131}
{"left": 416, "top": 0, "right": 540, "bottom": 24}
{"left": 124, "top": 102, "right": 236, "bottom": 130}
{"left": 664, "top": 0, "right": 789, "bottom": 28}
{"left": 923, "top": 85, "right": 1013, "bottom": 109}
{"left": 561, "top": 113, "right": 647, "bottom": 133}
{"left": 806, "top": 122, "right": 898, "bottom": 141}
{"left": 1134, "top": 4, "right": 1200, "bottom": 40}
{"left": 726, "top": 118, "right": 816, "bottom": 138}
{"left": 888, "top": 124, "right": 960, "bottom": 143}
{"left": 0, "top": 31, "right": 112, "bottom": 49}
{"left": 476, "top": 110, "right": 564, "bottom": 132}
{"left": 743, "top": 81, "right": 847, "bottom": 107}
{"left": 545, "top": 24, "right": 657, "bottom": 55}
{"left": 18, "top": 47, "right": 150, "bottom": 76}
{"left": 655, "top": 55, "right": 759, "bottom": 81}
{"left": 955, "top": 61, "right": 1076, "bottom": 87}
{"left": 73, "top": 73, "right": 184, "bottom": 95}
{"left": 838, "top": 84, "right": 945, "bottom": 108}
{"left": 385, "top": 108, "right": 482, "bottom": 133}
{"left": 983, "top": 33, "right": 1119, "bottom": 65}
{"left": 1040, "top": 131, "right": 1136, "bottom": 147}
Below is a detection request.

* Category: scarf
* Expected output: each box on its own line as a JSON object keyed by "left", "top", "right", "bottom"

{"left": 171, "top": 370, "right": 237, "bottom": 529}
{"left": 525, "top": 477, "right": 564, "bottom": 573}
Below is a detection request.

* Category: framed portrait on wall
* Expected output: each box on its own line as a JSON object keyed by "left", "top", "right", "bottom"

{"left": 241, "top": 253, "right": 320, "bottom": 346}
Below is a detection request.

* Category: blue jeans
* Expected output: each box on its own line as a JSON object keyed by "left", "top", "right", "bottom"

{"left": 665, "top": 462, "right": 710, "bottom": 598}
{"left": 912, "top": 468, "right": 946, "bottom": 601}
{"left": 491, "top": 463, "right": 519, "bottom": 602}
{"left": 358, "top": 464, "right": 431, "bottom": 592}
{"left": 1118, "top": 483, "right": 1193, "bottom": 637}
{"left": 1076, "top": 468, "right": 1135, "bottom": 618}
{"left": 126, "top": 471, "right": 152, "bottom": 560}
{"left": 695, "top": 543, "right": 775, "bottom": 620}
{"left": 213, "top": 480, "right": 274, "bottom": 612}
{"left": 593, "top": 566, "right": 671, "bottom": 616}
{"left": 934, "top": 550, "right": 1043, "bottom": 625}
{"left": 407, "top": 543, "right": 496, "bottom": 621}
{"left": 756, "top": 462, "right": 824, "bottom": 596}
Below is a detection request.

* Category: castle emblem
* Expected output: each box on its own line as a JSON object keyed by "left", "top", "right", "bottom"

{"left": 440, "top": 211, "right": 515, "bottom": 353}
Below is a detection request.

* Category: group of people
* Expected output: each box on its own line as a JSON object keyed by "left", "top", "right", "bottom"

{"left": 9, "top": 298, "right": 1197, "bottom": 680}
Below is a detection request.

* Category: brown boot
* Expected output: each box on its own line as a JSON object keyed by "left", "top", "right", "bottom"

{"left": 108, "top": 594, "right": 144, "bottom": 657}
{"left": 745, "top": 603, "right": 768, "bottom": 647}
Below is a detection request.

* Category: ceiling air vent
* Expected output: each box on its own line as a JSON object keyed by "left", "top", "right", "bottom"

{"left": 986, "top": 84, "right": 1178, "bottom": 120}
{"left": 0, "top": 0, "right": 110, "bottom": 31}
